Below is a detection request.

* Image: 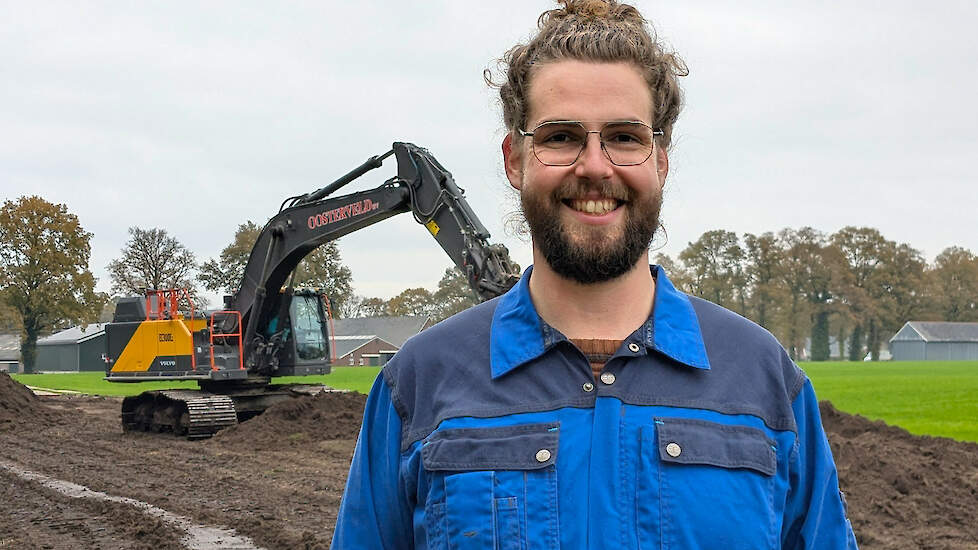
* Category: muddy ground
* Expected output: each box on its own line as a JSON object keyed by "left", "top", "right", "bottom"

{"left": 1, "top": 372, "right": 976, "bottom": 549}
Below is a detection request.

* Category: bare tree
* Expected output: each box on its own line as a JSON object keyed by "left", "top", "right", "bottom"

{"left": 107, "top": 227, "right": 204, "bottom": 307}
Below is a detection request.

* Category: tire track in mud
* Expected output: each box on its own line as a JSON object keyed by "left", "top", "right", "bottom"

{"left": 0, "top": 460, "right": 266, "bottom": 550}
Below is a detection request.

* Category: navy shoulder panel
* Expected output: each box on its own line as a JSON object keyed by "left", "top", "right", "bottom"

{"left": 686, "top": 296, "right": 806, "bottom": 430}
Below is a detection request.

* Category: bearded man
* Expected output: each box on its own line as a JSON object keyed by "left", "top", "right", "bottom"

{"left": 332, "top": 2, "right": 857, "bottom": 548}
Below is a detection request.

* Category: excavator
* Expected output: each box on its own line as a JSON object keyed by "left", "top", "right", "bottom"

{"left": 103, "top": 142, "right": 521, "bottom": 439}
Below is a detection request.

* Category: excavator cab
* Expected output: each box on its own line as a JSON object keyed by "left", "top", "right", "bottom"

{"left": 254, "top": 289, "right": 333, "bottom": 377}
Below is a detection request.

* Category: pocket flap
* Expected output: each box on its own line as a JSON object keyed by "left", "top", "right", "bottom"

{"left": 654, "top": 417, "right": 776, "bottom": 476}
{"left": 422, "top": 422, "right": 559, "bottom": 471}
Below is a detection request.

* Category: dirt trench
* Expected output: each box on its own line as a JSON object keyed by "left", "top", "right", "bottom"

{"left": 1, "top": 372, "right": 977, "bottom": 549}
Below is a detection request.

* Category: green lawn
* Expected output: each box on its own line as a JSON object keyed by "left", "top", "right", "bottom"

{"left": 11, "top": 366, "right": 382, "bottom": 397}
{"left": 13, "top": 362, "right": 977, "bottom": 443}
{"left": 800, "top": 361, "right": 978, "bottom": 443}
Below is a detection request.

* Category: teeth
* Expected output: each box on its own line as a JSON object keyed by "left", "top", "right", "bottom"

{"left": 570, "top": 198, "right": 617, "bottom": 215}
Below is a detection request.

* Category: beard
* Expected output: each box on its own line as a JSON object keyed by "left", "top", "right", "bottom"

{"left": 520, "top": 179, "right": 662, "bottom": 284}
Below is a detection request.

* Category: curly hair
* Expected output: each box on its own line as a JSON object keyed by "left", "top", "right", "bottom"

{"left": 487, "top": 0, "right": 688, "bottom": 149}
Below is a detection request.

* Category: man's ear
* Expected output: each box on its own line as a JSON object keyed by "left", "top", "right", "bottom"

{"left": 656, "top": 146, "right": 669, "bottom": 186}
{"left": 502, "top": 133, "right": 523, "bottom": 191}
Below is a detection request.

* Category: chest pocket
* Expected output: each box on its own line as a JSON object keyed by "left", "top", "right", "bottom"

{"left": 421, "top": 422, "right": 560, "bottom": 550}
{"left": 638, "top": 417, "right": 778, "bottom": 550}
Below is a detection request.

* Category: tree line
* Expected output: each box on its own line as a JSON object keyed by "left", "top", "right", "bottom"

{"left": 656, "top": 227, "right": 978, "bottom": 361}
{"left": 3, "top": 195, "right": 977, "bottom": 370}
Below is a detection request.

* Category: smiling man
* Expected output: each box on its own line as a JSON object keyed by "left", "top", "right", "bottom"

{"left": 332, "top": 2, "right": 857, "bottom": 549}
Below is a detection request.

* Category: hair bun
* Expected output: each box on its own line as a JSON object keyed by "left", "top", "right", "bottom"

{"left": 558, "top": 0, "right": 611, "bottom": 18}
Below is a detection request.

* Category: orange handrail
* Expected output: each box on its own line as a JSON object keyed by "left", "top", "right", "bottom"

{"left": 144, "top": 288, "right": 198, "bottom": 370}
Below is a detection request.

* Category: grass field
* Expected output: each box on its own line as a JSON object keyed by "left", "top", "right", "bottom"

{"left": 800, "top": 360, "right": 978, "bottom": 443}
{"left": 12, "top": 361, "right": 978, "bottom": 442}
{"left": 10, "top": 367, "right": 383, "bottom": 397}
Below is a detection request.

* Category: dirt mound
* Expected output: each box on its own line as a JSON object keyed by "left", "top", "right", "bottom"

{"left": 211, "top": 390, "right": 367, "bottom": 451}
{"left": 820, "top": 401, "right": 978, "bottom": 549}
{"left": 0, "top": 372, "right": 63, "bottom": 429}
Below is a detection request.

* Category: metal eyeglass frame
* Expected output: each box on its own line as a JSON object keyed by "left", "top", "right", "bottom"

{"left": 518, "top": 120, "right": 664, "bottom": 167}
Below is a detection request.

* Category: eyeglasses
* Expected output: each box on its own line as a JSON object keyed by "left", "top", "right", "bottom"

{"left": 519, "top": 120, "right": 664, "bottom": 167}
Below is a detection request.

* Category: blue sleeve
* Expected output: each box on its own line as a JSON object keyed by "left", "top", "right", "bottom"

{"left": 331, "top": 373, "right": 413, "bottom": 549}
{"left": 781, "top": 378, "right": 858, "bottom": 549}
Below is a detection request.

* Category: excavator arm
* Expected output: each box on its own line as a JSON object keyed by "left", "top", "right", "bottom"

{"left": 105, "top": 142, "right": 519, "bottom": 438}
{"left": 232, "top": 142, "right": 520, "bottom": 372}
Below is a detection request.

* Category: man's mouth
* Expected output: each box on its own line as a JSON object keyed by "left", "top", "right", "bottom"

{"left": 563, "top": 198, "right": 621, "bottom": 215}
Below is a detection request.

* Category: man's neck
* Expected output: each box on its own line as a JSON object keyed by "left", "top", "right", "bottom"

{"left": 528, "top": 252, "right": 656, "bottom": 341}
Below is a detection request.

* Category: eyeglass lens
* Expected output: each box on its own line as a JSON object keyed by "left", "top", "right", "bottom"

{"left": 530, "top": 121, "right": 655, "bottom": 166}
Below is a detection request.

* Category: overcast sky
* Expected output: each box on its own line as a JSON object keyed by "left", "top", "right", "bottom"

{"left": 3, "top": 1, "right": 976, "bottom": 305}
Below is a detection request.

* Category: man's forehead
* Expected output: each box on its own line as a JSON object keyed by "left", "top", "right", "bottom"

{"left": 524, "top": 60, "right": 654, "bottom": 128}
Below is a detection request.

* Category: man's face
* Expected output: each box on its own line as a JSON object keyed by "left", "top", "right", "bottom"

{"left": 504, "top": 60, "right": 668, "bottom": 284}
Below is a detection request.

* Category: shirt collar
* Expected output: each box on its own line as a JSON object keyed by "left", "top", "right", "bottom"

{"left": 489, "top": 265, "right": 711, "bottom": 379}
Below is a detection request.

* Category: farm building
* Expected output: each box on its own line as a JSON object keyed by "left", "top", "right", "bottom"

{"left": 35, "top": 324, "right": 108, "bottom": 372}
{"left": 329, "top": 316, "right": 431, "bottom": 366}
{"left": 0, "top": 333, "right": 20, "bottom": 373}
{"left": 889, "top": 321, "right": 978, "bottom": 361}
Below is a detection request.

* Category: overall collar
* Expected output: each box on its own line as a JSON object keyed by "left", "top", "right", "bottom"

{"left": 489, "top": 265, "right": 711, "bottom": 379}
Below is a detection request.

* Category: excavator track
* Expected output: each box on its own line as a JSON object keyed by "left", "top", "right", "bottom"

{"left": 182, "top": 394, "right": 239, "bottom": 439}
{"left": 121, "top": 390, "right": 238, "bottom": 440}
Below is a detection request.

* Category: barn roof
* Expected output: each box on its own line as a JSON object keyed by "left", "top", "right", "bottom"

{"left": 330, "top": 316, "right": 430, "bottom": 348}
{"left": 36, "top": 324, "right": 107, "bottom": 345}
{"left": 890, "top": 321, "right": 978, "bottom": 343}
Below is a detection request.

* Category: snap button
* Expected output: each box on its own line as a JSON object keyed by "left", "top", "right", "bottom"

{"left": 665, "top": 442, "right": 682, "bottom": 458}
{"left": 600, "top": 372, "right": 616, "bottom": 385}
{"left": 628, "top": 342, "right": 640, "bottom": 353}
{"left": 535, "top": 449, "right": 552, "bottom": 463}
{"left": 582, "top": 382, "right": 594, "bottom": 392}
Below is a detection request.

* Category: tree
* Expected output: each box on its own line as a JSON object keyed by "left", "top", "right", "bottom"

{"left": 198, "top": 221, "right": 355, "bottom": 317}
{"left": 198, "top": 221, "right": 261, "bottom": 295}
{"left": 929, "top": 247, "right": 978, "bottom": 322}
{"left": 785, "top": 228, "right": 841, "bottom": 362}
{"left": 774, "top": 228, "right": 819, "bottom": 360}
{"left": 678, "top": 230, "right": 747, "bottom": 314}
{"left": 0, "top": 196, "right": 103, "bottom": 373}
{"left": 653, "top": 253, "right": 692, "bottom": 293}
{"left": 830, "top": 227, "right": 889, "bottom": 361}
{"left": 386, "top": 287, "right": 435, "bottom": 317}
{"left": 107, "top": 227, "right": 202, "bottom": 307}
{"left": 872, "top": 243, "right": 928, "bottom": 359}
{"left": 430, "top": 267, "right": 479, "bottom": 321}
{"left": 742, "top": 232, "right": 784, "bottom": 330}
{"left": 352, "top": 296, "right": 390, "bottom": 317}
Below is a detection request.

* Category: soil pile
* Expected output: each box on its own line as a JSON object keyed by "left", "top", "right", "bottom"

{"left": 0, "top": 372, "right": 63, "bottom": 428}
{"left": 820, "top": 401, "right": 978, "bottom": 549}
{"left": 212, "top": 390, "right": 367, "bottom": 451}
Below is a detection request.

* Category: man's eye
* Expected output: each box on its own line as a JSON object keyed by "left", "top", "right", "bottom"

{"left": 606, "top": 132, "right": 642, "bottom": 144}
{"left": 540, "top": 131, "right": 583, "bottom": 145}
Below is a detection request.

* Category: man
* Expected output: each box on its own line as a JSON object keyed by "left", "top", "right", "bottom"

{"left": 332, "top": 1, "right": 858, "bottom": 548}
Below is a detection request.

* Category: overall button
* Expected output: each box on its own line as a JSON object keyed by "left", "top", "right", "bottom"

{"left": 582, "top": 382, "right": 595, "bottom": 392}
{"left": 628, "top": 342, "right": 641, "bottom": 353}
{"left": 600, "top": 372, "right": 616, "bottom": 385}
{"left": 665, "top": 442, "right": 682, "bottom": 457}
{"left": 536, "top": 449, "right": 552, "bottom": 463}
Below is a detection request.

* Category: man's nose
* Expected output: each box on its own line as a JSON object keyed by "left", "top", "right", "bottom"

{"left": 574, "top": 132, "right": 614, "bottom": 180}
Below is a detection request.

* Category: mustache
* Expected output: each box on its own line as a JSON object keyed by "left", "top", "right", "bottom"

{"left": 553, "top": 180, "right": 631, "bottom": 201}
